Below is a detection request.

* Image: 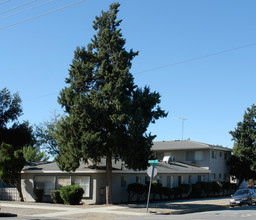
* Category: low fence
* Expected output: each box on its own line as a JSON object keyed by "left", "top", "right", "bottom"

{"left": 0, "top": 187, "right": 19, "bottom": 201}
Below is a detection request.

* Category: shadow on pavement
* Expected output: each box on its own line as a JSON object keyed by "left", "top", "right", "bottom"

{"left": 0, "top": 213, "right": 18, "bottom": 217}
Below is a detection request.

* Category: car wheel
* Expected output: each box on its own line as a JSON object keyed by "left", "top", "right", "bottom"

{"left": 248, "top": 199, "right": 252, "bottom": 206}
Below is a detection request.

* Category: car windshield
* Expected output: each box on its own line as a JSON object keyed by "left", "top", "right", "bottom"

{"left": 234, "top": 190, "right": 249, "bottom": 196}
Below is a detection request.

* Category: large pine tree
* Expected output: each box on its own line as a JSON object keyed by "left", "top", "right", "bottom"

{"left": 56, "top": 3, "right": 167, "bottom": 204}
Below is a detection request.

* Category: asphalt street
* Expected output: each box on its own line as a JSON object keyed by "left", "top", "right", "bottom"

{"left": 116, "top": 206, "right": 256, "bottom": 220}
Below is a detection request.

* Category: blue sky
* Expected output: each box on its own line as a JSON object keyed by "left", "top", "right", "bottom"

{"left": 1, "top": 0, "right": 256, "bottom": 149}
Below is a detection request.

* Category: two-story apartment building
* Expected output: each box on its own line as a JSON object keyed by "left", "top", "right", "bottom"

{"left": 152, "top": 140, "right": 232, "bottom": 182}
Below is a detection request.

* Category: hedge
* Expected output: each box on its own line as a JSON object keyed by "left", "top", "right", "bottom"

{"left": 60, "top": 185, "right": 84, "bottom": 205}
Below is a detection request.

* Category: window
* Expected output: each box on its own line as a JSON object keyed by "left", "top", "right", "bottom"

{"left": 186, "top": 151, "right": 204, "bottom": 161}
{"left": 144, "top": 176, "right": 149, "bottom": 184}
{"left": 195, "top": 151, "right": 204, "bottom": 161}
{"left": 197, "top": 175, "right": 202, "bottom": 182}
{"left": 189, "top": 175, "right": 192, "bottom": 185}
{"left": 178, "top": 176, "right": 184, "bottom": 186}
{"left": 211, "top": 173, "right": 216, "bottom": 181}
{"left": 72, "top": 176, "right": 90, "bottom": 197}
{"left": 34, "top": 176, "right": 55, "bottom": 195}
{"left": 219, "top": 173, "right": 222, "bottom": 179}
{"left": 224, "top": 153, "right": 228, "bottom": 160}
{"left": 157, "top": 176, "right": 162, "bottom": 184}
{"left": 167, "top": 176, "right": 174, "bottom": 188}
{"left": 136, "top": 176, "right": 141, "bottom": 184}
{"left": 212, "top": 151, "right": 217, "bottom": 159}
{"left": 121, "top": 176, "right": 127, "bottom": 187}
{"left": 186, "top": 151, "right": 194, "bottom": 161}
{"left": 219, "top": 152, "right": 222, "bottom": 157}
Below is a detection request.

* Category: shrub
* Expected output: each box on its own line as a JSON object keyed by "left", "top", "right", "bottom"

{"left": 127, "top": 183, "right": 147, "bottom": 202}
{"left": 50, "top": 190, "right": 64, "bottom": 204}
{"left": 180, "top": 184, "right": 190, "bottom": 195}
{"left": 190, "top": 183, "right": 202, "bottom": 198}
{"left": 60, "top": 185, "right": 84, "bottom": 205}
{"left": 34, "top": 188, "right": 44, "bottom": 202}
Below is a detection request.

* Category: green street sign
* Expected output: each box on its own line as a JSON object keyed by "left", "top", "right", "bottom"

{"left": 148, "top": 160, "right": 158, "bottom": 164}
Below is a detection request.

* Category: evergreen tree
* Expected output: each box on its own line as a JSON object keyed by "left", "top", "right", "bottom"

{"left": 23, "top": 145, "right": 50, "bottom": 162}
{"left": 0, "top": 142, "right": 26, "bottom": 201}
{"left": 56, "top": 3, "right": 167, "bottom": 204}
{"left": 0, "top": 88, "right": 35, "bottom": 201}
{"left": 229, "top": 104, "right": 256, "bottom": 185}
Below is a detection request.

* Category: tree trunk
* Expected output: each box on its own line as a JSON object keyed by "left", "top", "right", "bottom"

{"left": 14, "top": 179, "right": 24, "bottom": 202}
{"left": 105, "top": 153, "right": 112, "bottom": 204}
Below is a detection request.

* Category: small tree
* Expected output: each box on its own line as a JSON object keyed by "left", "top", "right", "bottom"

{"left": 0, "top": 142, "right": 26, "bottom": 201}
{"left": 35, "top": 114, "right": 60, "bottom": 158}
{"left": 23, "top": 145, "right": 49, "bottom": 162}
{"left": 230, "top": 104, "right": 256, "bottom": 186}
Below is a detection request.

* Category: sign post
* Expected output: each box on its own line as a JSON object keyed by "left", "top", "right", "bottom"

{"left": 146, "top": 160, "right": 158, "bottom": 213}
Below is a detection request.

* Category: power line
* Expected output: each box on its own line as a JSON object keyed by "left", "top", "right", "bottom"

{"left": 0, "top": 0, "right": 10, "bottom": 5}
{"left": 0, "top": 0, "right": 54, "bottom": 21}
{"left": 0, "top": 0, "right": 38, "bottom": 15}
{"left": 135, "top": 42, "right": 256, "bottom": 75}
{"left": 22, "top": 41, "right": 256, "bottom": 103}
{"left": 0, "top": 0, "right": 86, "bottom": 31}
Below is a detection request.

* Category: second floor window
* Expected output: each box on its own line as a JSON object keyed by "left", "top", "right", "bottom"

{"left": 186, "top": 151, "right": 204, "bottom": 161}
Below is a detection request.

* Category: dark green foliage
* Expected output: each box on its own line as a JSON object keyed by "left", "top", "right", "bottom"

{"left": 180, "top": 184, "right": 190, "bottom": 194}
{"left": 56, "top": 3, "right": 167, "bottom": 204}
{"left": 35, "top": 114, "right": 60, "bottom": 157}
{"left": 0, "top": 88, "right": 35, "bottom": 202}
{"left": 23, "top": 145, "right": 49, "bottom": 162}
{"left": 60, "top": 185, "right": 84, "bottom": 205}
{"left": 230, "top": 104, "right": 256, "bottom": 185}
{"left": 50, "top": 190, "right": 64, "bottom": 204}
{"left": 0, "top": 142, "right": 26, "bottom": 201}
{"left": 190, "top": 182, "right": 203, "bottom": 198}
{"left": 127, "top": 183, "right": 147, "bottom": 202}
{"left": 34, "top": 188, "right": 44, "bottom": 202}
{"left": 161, "top": 187, "right": 171, "bottom": 199}
{"left": 0, "top": 88, "right": 22, "bottom": 128}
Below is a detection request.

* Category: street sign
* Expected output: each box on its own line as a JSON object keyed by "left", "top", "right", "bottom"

{"left": 146, "top": 164, "right": 158, "bottom": 213}
{"left": 147, "top": 166, "right": 158, "bottom": 178}
{"left": 148, "top": 159, "right": 158, "bottom": 164}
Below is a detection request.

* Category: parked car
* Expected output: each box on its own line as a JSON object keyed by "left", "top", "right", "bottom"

{"left": 230, "top": 189, "right": 256, "bottom": 207}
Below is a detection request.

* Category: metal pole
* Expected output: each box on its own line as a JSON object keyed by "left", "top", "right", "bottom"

{"left": 146, "top": 165, "right": 154, "bottom": 213}
{"left": 182, "top": 119, "right": 184, "bottom": 140}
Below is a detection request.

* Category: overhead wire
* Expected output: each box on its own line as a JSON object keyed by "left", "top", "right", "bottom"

{"left": 0, "top": 0, "right": 10, "bottom": 5}
{"left": 22, "top": 41, "right": 256, "bottom": 102}
{"left": 0, "top": 0, "right": 55, "bottom": 21}
{"left": 0, "top": 0, "right": 86, "bottom": 30}
{"left": 135, "top": 42, "right": 256, "bottom": 75}
{"left": 0, "top": 0, "right": 38, "bottom": 15}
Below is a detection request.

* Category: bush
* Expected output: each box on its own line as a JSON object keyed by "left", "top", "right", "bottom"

{"left": 127, "top": 183, "right": 147, "bottom": 202}
{"left": 50, "top": 190, "right": 64, "bottom": 204}
{"left": 34, "top": 188, "right": 44, "bottom": 202}
{"left": 60, "top": 185, "right": 84, "bottom": 205}
{"left": 180, "top": 184, "right": 190, "bottom": 195}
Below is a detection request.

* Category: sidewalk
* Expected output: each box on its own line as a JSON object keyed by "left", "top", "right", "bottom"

{"left": 0, "top": 197, "right": 230, "bottom": 219}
